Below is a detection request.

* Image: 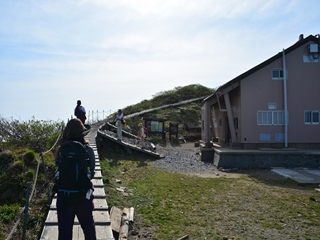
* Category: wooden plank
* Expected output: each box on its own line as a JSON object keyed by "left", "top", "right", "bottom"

{"left": 45, "top": 210, "right": 111, "bottom": 224}
{"left": 92, "top": 178, "right": 104, "bottom": 187}
{"left": 50, "top": 198, "right": 108, "bottom": 209}
{"left": 93, "top": 186, "right": 106, "bottom": 197}
{"left": 93, "top": 198, "right": 109, "bottom": 209}
{"left": 94, "top": 171, "right": 102, "bottom": 178}
{"left": 40, "top": 225, "right": 114, "bottom": 240}
{"left": 110, "top": 206, "right": 122, "bottom": 233}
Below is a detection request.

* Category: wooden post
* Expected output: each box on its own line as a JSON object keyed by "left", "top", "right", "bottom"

{"left": 129, "top": 207, "right": 134, "bottom": 223}
{"left": 119, "top": 208, "right": 130, "bottom": 239}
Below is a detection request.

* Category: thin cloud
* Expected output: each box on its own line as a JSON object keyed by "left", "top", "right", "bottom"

{"left": 0, "top": 0, "right": 319, "bottom": 120}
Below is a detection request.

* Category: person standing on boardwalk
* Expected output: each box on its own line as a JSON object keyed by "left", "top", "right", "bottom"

{"left": 138, "top": 123, "right": 146, "bottom": 148}
{"left": 55, "top": 118, "right": 96, "bottom": 240}
{"left": 74, "top": 100, "right": 86, "bottom": 124}
{"left": 114, "top": 109, "right": 124, "bottom": 141}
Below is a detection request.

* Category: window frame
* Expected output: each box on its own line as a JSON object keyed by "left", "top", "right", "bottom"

{"left": 272, "top": 68, "right": 287, "bottom": 80}
{"left": 305, "top": 111, "right": 320, "bottom": 124}
{"left": 234, "top": 117, "right": 238, "bottom": 130}
{"left": 257, "top": 110, "right": 286, "bottom": 125}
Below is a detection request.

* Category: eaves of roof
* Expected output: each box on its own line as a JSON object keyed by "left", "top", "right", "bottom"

{"left": 202, "top": 34, "right": 319, "bottom": 105}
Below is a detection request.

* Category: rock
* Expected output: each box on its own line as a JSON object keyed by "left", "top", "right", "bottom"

{"left": 116, "top": 179, "right": 122, "bottom": 183}
{"left": 142, "top": 233, "right": 149, "bottom": 237}
{"left": 131, "top": 229, "right": 139, "bottom": 236}
{"left": 310, "top": 196, "right": 317, "bottom": 202}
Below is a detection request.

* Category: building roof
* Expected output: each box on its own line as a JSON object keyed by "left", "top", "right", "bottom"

{"left": 202, "top": 34, "right": 319, "bottom": 105}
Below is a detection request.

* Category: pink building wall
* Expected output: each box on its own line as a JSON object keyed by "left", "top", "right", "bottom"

{"left": 209, "top": 37, "right": 320, "bottom": 148}
{"left": 240, "top": 41, "right": 320, "bottom": 145}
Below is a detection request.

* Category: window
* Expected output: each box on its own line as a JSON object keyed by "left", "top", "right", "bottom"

{"left": 273, "top": 111, "right": 285, "bottom": 125}
{"left": 272, "top": 69, "right": 286, "bottom": 80}
{"left": 268, "top": 102, "right": 277, "bottom": 110}
{"left": 257, "top": 110, "right": 286, "bottom": 125}
{"left": 234, "top": 118, "right": 238, "bottom": 129}
{"left": 305, "top": 111, "right": 320, "bottom": 124}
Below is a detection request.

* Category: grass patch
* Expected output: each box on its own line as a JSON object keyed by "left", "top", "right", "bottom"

{"left": 101, "top": 154, "right": 320, "bottom": 239}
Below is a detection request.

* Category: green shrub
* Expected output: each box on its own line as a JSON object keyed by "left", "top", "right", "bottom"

{"left": 0, "top": 204, "right": 20, "bottom": 223}
{"left": 0, "top": 172, "right": 8, "bottom": 182}
{"left": 38, "top": 173, "right": 46, "bottom": 184}
{"left": 23, "top": 150, "right": 37, "bottom": 165}
{"left": 0, "top": 151, "right": 17, "bottom": 172}
{"left": 0, "top": 116, "right": 64, "bottom": 151}
{"left": 146, "top": 136, "right": 163, "bottom": 144}
{"left": 102, "top": 176, "right": 110, "bottom": 184}
{"left": 26, "top": 169, "right": 35, "bottom": 181}
{"left": 7, "top": 160, "right": 25, "bottom": 175}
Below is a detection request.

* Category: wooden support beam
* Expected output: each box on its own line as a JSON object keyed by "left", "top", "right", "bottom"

{"left": 119, "top": 208, "right": 130, "bottom": 240}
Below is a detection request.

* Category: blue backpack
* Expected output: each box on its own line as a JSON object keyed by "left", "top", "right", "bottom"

{"left": 75, "top": 106, "right": 85, "bottom": 119}
{"left": 54, "top": 141, "right": 92, "bottom": 204}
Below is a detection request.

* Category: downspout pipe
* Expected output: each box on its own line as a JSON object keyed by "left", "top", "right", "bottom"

{"left": 282, "top": 49, "right": 288, "bottom": 148}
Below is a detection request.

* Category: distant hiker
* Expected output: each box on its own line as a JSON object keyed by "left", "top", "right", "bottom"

{"left": 54, "top": 118, "right": 96, "bottom": 240}
{"left": 74, "top": 100, "right": 86, "bottom": 124}
{"left": 114, "top": 109, "right": 124, "bottom": 141}
{"left": 138, "top": 123, "right": 146, "bottom": 149}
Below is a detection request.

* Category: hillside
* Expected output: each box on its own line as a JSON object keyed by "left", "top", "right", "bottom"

{"left": 122, "top": 84, "right": 214, "bottom": 115}
{"left": 120, "top": 84, "right": 214, "bottom": 140}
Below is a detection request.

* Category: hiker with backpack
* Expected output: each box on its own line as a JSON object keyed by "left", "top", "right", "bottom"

{"left": 74, "top": 100, "right": 87, "bottom": 124}
{"left": 114, "top": 109, "right": 124, "bottom": 141}
{"left": 54, "top": 118, "right": 96, "bottom": 240}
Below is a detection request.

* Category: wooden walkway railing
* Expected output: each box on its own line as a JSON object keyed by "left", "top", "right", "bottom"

{"left": 40, "top": 121, "right": 114, "bottom": 240}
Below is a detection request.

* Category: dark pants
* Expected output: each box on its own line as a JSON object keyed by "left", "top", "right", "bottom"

{"left": 57, "top": 195, "right": 96, "bottom": 240}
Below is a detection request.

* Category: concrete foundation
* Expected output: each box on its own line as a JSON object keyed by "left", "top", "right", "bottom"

{"left": 214, "top": 150, "right": 320, "bottom": 169}
{"left": 201, "top": 145, "right": 320, "bottom": 169}
{"left": 200, "top": 148, "right": 215, "bottom": 163}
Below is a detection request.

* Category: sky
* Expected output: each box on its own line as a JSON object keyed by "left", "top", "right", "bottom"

{"left": 0, "top": 0, "right": 319, "bottom": 122}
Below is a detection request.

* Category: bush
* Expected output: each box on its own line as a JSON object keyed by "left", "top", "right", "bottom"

{"left": 26, "top": 169, "right": 35, "bottom": 181}
{"left": 0, "top": 204, "right": 20, "bottom": 223}
{"left": 0, "top": 116, "right": 64, "bottom": 151}
{"left": 0, "top": 151, "right": 17, "bottom": 172}
{"left": 23, "top": 150, "right": 37, "bottom": 165}
{"left": 38, "top": 173, "right": 46, "bottom": 184}
{"left": 7, "top": 160, "right": 25, "bottom": 175}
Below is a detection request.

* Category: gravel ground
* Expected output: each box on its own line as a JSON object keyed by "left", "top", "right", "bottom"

{"left": 101, "top": 129, "right": 218, "bottom": 174}
{"left": 153, "top": 142, "right": 218, "bottom": 174}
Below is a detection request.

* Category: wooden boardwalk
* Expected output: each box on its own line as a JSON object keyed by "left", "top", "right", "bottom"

{"left": 40, "top": 121, "right": 114, "bottom": 240}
